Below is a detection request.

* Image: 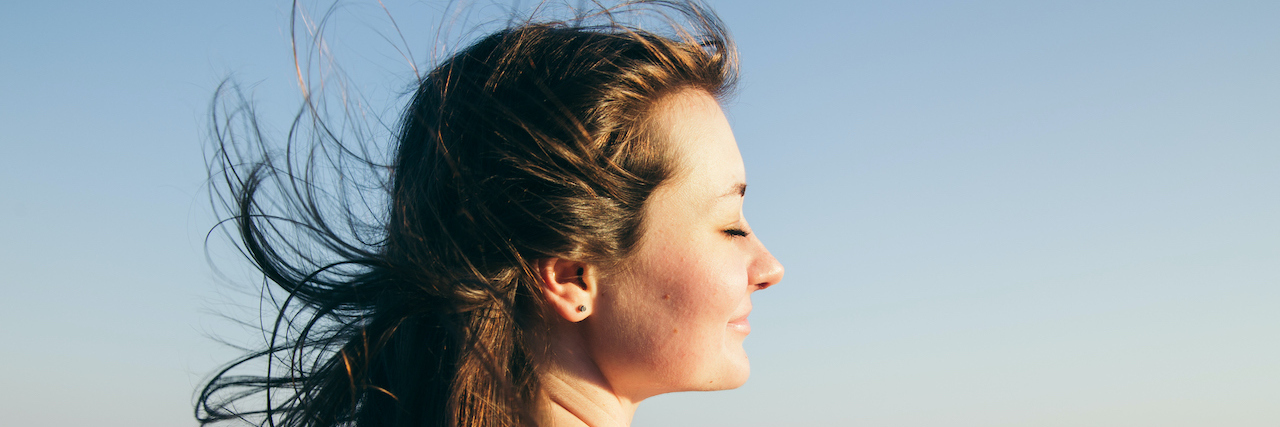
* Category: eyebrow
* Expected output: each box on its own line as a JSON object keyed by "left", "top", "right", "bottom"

{"left": 721, "top": 183, "right": 747, "bottom": 198}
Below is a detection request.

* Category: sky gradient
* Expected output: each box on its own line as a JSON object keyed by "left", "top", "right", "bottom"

{"left": 1, "top": 1, "right": 1276, "bottom": 426}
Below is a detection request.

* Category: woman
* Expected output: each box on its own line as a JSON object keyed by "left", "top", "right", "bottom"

{"left": 199, "top": 1, "right": 782, "bottom": 426}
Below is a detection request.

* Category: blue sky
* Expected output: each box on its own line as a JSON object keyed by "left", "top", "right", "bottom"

{"left": 1, "top": 1, "right": 1277, "bottom": 426}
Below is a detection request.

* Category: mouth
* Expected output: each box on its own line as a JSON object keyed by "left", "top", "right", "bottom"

{"left": 727, "top": 310, "right": 751, "bottom": 334}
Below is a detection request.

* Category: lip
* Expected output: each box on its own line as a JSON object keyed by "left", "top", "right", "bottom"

{"left": 727, "top": 310, "right": 751, "bottom": 334}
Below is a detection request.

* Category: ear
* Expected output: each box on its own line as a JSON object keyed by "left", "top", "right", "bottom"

{"left": 535, "top": 258, "right": 596, "bottom": 322}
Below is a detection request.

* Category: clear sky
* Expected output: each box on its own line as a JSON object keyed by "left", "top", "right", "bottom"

{"left": 1, "top": 1, "right": 1276, "bottom": 426}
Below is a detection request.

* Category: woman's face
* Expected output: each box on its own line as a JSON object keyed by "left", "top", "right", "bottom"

{"left": 586, "top": 90, "right": 784, "bottom": 400}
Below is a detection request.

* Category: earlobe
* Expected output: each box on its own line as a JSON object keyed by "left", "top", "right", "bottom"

{"left": 536, "top": 258, "right": 595, "bottom": 322}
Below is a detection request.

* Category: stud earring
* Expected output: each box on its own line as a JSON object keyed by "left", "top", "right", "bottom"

{"left": 576, "top": 305, "right": 586, "bottom": 313}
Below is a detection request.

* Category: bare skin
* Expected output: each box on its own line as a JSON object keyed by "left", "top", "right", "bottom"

{"left": 534, "top": 89, "right": 784, "bottom": 426}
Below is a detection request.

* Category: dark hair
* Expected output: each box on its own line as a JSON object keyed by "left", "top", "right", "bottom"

{"left": 197, "top": 1, "right": 736, "bottom": 426}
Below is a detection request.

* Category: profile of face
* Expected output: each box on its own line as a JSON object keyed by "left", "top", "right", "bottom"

{"left": 584, "top": 90, "right": 785, "bottom": 400}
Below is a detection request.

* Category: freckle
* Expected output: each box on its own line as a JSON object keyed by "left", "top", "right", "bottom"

{"left": 663, "top": 294, "right": 671, "bottom": 300}
{"left": 672, "top": 328, "right": 678, "bottom": 334}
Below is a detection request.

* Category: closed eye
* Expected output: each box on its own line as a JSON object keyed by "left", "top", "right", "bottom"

{"left": 723, "top": 228, "right": 750, "bottom": 238}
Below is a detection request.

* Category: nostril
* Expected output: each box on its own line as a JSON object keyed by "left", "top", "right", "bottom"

{"left": 753, "top": 261, "right": 783, "bottom": 290}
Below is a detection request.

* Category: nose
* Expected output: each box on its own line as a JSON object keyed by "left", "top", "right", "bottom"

{"left": 749, "top": 238, "right": 784, "bottom": 290}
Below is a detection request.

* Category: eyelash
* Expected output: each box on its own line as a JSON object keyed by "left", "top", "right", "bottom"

{"left": 723, "top": 228, "right": 749, "bottom": 238}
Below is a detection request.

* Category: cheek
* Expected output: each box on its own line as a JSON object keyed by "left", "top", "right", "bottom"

{"left": 591, "top": 241, "right": 749, "bottom": 387}
{"left": 660, "top": 257, "right": 743, "bottom": 323}
{"left": 633, "top": 239, "right": 742, "bottom": 327}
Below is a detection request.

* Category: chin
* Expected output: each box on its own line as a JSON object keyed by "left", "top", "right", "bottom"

{"left": 722, "top": 366, "right": 750, "bottom": 390}
{"left": 696, "top": 355, "right": 750, "bottom": 391}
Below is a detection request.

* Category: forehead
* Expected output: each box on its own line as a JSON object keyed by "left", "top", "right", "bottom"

{"left": 648, "top": 90, "right": 745, "bottom": 192}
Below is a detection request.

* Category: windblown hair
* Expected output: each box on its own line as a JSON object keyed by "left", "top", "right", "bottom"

{"left": 198, "top": 1, "right": 736, "bottom": 426}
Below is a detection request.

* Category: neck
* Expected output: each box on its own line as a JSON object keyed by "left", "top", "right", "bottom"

{"left": 538, "top": 371, "right": 635, "bottom": 427}
{"left": 534, "top": 326, "right": 639, "bottom": 427}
